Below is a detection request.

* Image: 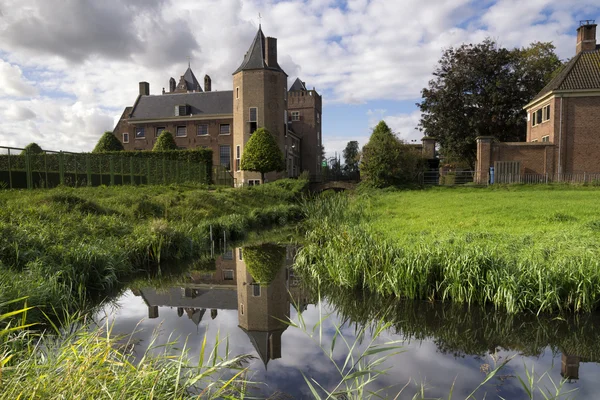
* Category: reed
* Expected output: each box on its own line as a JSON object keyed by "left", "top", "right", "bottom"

{"left": 295, "top": 187, "right": 600, "bottom": 314}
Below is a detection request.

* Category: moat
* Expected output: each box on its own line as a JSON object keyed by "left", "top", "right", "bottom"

{"left": 97, "top": 244, "right": 600, "bottom": 399}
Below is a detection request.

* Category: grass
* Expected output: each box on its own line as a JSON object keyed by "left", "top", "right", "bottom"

{"left": 0, "top": 301, "right": 254, "bottom": 399}
{"left": 0, "top": 179, "right": 308, "bottom": 324}
{"left": 295, "top": 185, "right": 600, "bottom": 314}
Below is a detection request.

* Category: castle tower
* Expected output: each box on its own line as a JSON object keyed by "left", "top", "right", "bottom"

{"left": 232, "top": 26, "right": 288, "bottom": 185}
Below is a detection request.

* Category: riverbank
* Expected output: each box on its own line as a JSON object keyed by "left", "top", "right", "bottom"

{"left": 296, "top": 185, "right": 600, "bottom": 314}
{"left": 0, "top": 179, "right": 307, "bottom": 323}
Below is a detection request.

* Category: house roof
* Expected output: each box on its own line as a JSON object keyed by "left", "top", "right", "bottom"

{"left": 233, "top": 26, "right": 286, "bottom": 75}
{"left": 129, "top": 91, "right": 233, "bottom": 120}
{"left": 289, "top": 78, "right": 306, "bottom": 91}
{"left": 531, "top": 48, "right": 600, "bottom": 103}
{"left": 182, "top": 67, "right": 203, "bottom": 92}
{"left": 138, "top": 287, "right": 238, "bottom": 310}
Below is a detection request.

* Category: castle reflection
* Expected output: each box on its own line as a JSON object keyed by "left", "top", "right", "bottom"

{"left": 133, "top": 244, "right": 311, "bottom": 368}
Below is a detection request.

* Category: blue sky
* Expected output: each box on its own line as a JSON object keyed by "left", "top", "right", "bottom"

{"left": 0, "top": 0, "right": 599, "bottom": 157}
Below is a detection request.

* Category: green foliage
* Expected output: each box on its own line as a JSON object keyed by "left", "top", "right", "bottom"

{"left": 296, "top": 187, "right": 600, "bottom": 314}
{"left": 360, "top": 121, "right": 425, "bottom": 188}
{"left": 21, "top": 142, "right": 44, "bottom": 155}
{"left": 240, "top": 127, "right": 285, "bottom": 182}
{"left": 92, "top": 131, "right": 124, "bottom": 153}
{"left": 153, "top": 130, "right": 177, "bottom": 151}
{"left": 243, "top": 243, "right": 286, "bottom": 285}
{"left": 342, "top": 140, "right": 360, "bottom": 177}
{"left": 418, "top": 40, "right": 563, "bottom": 167}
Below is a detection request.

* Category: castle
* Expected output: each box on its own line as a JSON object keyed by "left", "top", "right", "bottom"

{"left": 113, "top": 26, "right": 323, "bottom": 185}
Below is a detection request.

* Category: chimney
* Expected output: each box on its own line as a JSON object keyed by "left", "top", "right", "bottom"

{"left": 139, "top": 81, "right": 149, "bottom": 96}
{"left": 265, "top": 37, "right": 278, "bottom": 68}
{"left": 576, "top": 20, "right": 597, "bottom": 54}
{"left": 169, "top": 77, "right": 176, "bottom": 92}
{"left": 204, "top": 74, "right": 212, "bottom": 92}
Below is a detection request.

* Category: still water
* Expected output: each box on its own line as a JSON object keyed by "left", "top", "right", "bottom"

{"left": 97, "top": 244, "right": 600, "bottom": 399}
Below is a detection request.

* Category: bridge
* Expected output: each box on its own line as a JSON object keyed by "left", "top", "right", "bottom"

{"left": 310, "top": 180, "right": 358, "bottom": 192}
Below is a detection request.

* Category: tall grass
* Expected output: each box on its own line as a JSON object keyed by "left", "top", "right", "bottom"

{"left": 0, "top": 301, "right": 253, "bottom": 399}
{"left": 295, "top": 187, "right": 600, "bottom": 314}
{"left": 0, "top": 179, "right": 308, "bottom": 324}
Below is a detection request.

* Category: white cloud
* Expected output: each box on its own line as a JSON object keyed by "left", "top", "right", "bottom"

{"left": 0, "top": 60, "right": 38, "bottom": 97}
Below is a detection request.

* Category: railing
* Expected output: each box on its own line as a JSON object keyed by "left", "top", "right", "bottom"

{"left": 493, "top": 173, "right": 600, "bottom": 185}
{"left": 0, "top": 146, "right": 211, "bottom": 190}
{"left": 421, "top": 170, "right": 475, "bottom": 186}
{"left": 213, "top": 165, "right": 234, "bottom": 187}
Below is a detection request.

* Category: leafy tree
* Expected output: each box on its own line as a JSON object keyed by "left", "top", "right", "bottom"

{"left": 360, "top": 121, "right": 425, "bottom": 188}
{"left": 92, "top": 131, "right": 124, "bottom": 153}
{"left": 21, "top": 142, "right": 44, "bottom": 155}
{"left": 153, "top": 130, "right": 177, "bottom": 151}
{"left": 342, "top": 140, "right": 360, "bottom": 178}
{"left": 417, "top": 40, "right": 563, "bottom": 168}
{"left": 240, "top": 127, "right": 285, "bottom": 182}
{"left": 243, "top": 244, "right": 286, "bottom": 286}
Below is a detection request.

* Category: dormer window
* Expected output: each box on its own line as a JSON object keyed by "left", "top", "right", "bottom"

{"left": 175, "top": 105, "right": 189, "bottom": 116}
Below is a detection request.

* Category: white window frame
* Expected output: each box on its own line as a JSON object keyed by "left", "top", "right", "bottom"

{"left": 197, "top": 124, "right": 208, "bottom": 136}
{"left": 236, "top": 145, "right": 241, "bottom": 171}
{"left": 249, "top": 107, "right": 257, "bottom": 122}
{"left": 291, "top": 111, "right": 300, "bottom": 121}
{"left": 542, "top": 135, "right": 550, "bottom": 142}
{"left": 176, "top": 126, "right": 187, "bottom": 137}
{"left": 219, "top": 124, "right": 231, "bottom": 135}
{"left": 542, "top": 105, "right": 550, "bottom": 122}
{"left": 156, "top": 127, "right": 165, "bottom": 137}
{"left": 223, "top": 270, "right": 234, "bottom": 280}
{"left": 122, "top": 133, "right": 129, "bottom": 143}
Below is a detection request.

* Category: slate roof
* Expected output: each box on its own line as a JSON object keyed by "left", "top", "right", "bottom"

{"left": 233, "top": 26, "right": 286, "bottom": 75}
{"left": 182, "top": 67, "right": 203, "bottom": 92}
{"left": 139, "top": 287, "right": 238, "bottom": 310}
{"left": 129, "top": 91, "right": 233, "bottom": 120}
{"left": 289, "top": 78, "right": 306, "bottom": 91}
{"left": 531, "top": 48, "right": 600, "bottom": 103}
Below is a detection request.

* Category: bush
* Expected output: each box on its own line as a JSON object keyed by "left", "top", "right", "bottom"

{"left": 153, "top": 131, "right": 177, "bottom": 151}
{"left": 240, "top": 127, "right": 285, "bottom": 182}
{"left": 243, "top": 243, "right": 286, "bottom": 285}
{"left": 92, "top": 132, "right": 124, "bottom": 153}
{"left": 21, "top": 142, "right": 44, "bottom": 155}
{"left": 360, "top": 121, "right": 426, "bottom": 188}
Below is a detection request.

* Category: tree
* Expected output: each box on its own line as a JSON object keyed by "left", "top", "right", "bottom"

{"left": 240, "top": 127, "right": 285, "bottom": 182}
{"left": 342, "top": 140, "right": 360, "bottom": 178}
{"left": 153, "top": 130, "right": 177, "bottom": 151}
{"left": 243, "top": 244, "right": 286, "bottom": 286}
{"left": 417, "top": 39, "right": 563, "bottom": 168}
{"left": 21, "top": 142, "right": 44, "bottom": 155}
{"left": 360, "top": 121, "right": 424, "bottom": 188}
{"left": 92, "top": 131, "right": 124, "bottom": 153}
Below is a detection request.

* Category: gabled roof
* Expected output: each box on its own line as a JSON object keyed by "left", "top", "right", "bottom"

{"left": 530, "top": 48, "right": 600, "bottom": 103}
{"left": 289, "top": 78, "right": 306, "bottom": 91}
{"left": 129, "top": 91, "right": 233, "bottom": 120}
{"left": 233, "top": 26, "right": 285, "bottom": 75}
{"left": 182, "top": 67, "right": 203, "bottom": 92}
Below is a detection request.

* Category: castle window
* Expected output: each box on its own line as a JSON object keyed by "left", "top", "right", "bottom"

{"left": 249, "top": 107, "right": 257, "bottom": 134}
{"left": 238, "top": 248, "right": 243, "bottom": 260}
{"left": 317, "top": 112, "right": 320, "bottom": 124}
{"left": 223, "top": 249, "right": 233, "bottom": 260}
{"left": 236, "top": 145, "right": 241, "bottom": 171}
{"left": 197, "top": 124, "right": 208, "bottom": 136}
{"left": 156, "top": 127, "right": 165, "bottom": 137}
{"left": 248, "top": 179, "right": 260, "bottom": 186}
{"left": 219, "top": 145, "right": 231, "bottom": 170}
{"left": 252, "top": 283, "right": 261, "bottom": 297}
{"left": 223, "top": 270, "right": 234, "bottom": 281}
{"left": 175, "top": 105, "right": 188, "bottom": 116}
{"left": 240, "top": 304, "right": 244, "bottom": 315}
{"left": 542, "top": 135, "right": 550, "bottom": 142}
{"left": 236, "top": 87, "right": 239, "bottom": 99}
{"left": 122, "top": 133, "right": 129, "bottom": 143}
{"left": 291, "top": 111, "right": 300, "bottom": 121}
{"left": 135, "top": 127, "right": 145, "bottom": 138}
{"left": 220, "top": 124, "right": 231, "bottom": 135}
{"left": 176, "top": 126, "right": 187, "bottom": 137}
{"left": 532, "top": 108, "right": 543, "bottom": 127}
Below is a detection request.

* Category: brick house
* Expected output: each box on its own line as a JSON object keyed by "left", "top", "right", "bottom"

{"left": 475, "top": 21, "right": 600, "bottom": 182}
{"left": 113, "top": 26, "right": 323, "bottom": 185}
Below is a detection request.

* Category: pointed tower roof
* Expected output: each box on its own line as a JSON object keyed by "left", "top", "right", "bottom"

{"left": 182, "top": 67, "right": 203, "bottom": 92}
{"left": 289, "top": 78, "right": 307, "bottom": 91}
{"left": 233, "top": 26, "right": 285, "bottom": 75}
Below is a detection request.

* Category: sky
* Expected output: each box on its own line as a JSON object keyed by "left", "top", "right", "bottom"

{"left": 0, "top": 0, "right": 599, "bottom": 159}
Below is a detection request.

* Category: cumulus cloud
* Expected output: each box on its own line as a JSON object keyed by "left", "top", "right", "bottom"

{"left": 0, "top": 60, "right": 38, "bottom": 97}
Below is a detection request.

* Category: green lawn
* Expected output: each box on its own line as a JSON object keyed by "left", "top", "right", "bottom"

{"left": 296, "top": 185, "right": 600, "bottom": 314}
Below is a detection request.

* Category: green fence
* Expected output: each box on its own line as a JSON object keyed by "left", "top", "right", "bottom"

{"left": 0, "top": 146, "right": 216, "bottom": 189}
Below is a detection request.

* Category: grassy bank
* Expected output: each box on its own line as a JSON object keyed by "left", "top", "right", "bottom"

{"left": 296, "top": 185, "right": 600, "bottom": 314}
{"left": 0, "top": 179, "right": 307, "bottom": 323}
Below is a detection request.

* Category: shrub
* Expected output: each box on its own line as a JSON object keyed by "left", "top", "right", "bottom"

{"left": 243, "top": 243, "right": 286, "bottom": 285}
{"left": 153, "top": 131, "right": 177, "bottom": 151}
{"left": 92, "top": 131, "right": 124, "bottom": 153}
{"left": 21, "top": 142, "right": 44, "bottom": 155}
{"left": 240, "top": 127, "right": 285, "bottom": 182}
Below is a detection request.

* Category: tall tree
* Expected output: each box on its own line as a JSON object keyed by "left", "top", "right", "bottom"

{"left": 361, "top": 121, "right": 424, "bottom": 188}
{"left": 342, "top": 140, "right": 360, "bottom": 178}
{"left": 240, "top": 127, "right": 285, "bottom": 182}
{"left": 417, "top": 39, "right": 562, "bottom": 168}
{"left": 92, "top": 131, "right": 124, "bottom": 153}
{"left": 153, "top": 130, "right": 177, "bottom": 151}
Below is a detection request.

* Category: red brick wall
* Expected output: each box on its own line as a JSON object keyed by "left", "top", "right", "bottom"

{"left": 564, "top": 96, "right": 600, "bottom": 173}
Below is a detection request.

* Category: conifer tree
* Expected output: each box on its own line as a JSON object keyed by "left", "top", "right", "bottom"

{"left": 153, "top": 131, "right": 177, "bottom": 151}
{"left": 92, "top": 131, "right": 124, "bottom": 153}
{"left": 240, "top": 127, "right": 285, "bottom": 182}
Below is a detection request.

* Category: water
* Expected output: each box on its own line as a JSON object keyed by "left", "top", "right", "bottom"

{"left": 97, "top": 243, "right": 600, "bottom": 399}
